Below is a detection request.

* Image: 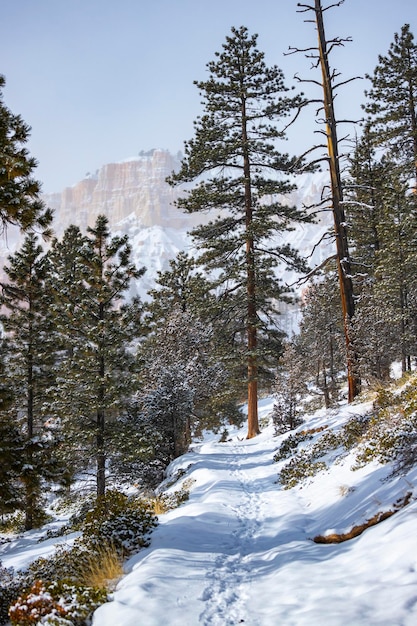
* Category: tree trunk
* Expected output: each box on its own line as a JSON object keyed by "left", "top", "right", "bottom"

{"left": 242, "top": 97, "right": 260, "bottom": 439}
{"left": 315, "top": 0, "right": 361, "bottom": 401}
{"left": 25, "top": 318, "right": 35, "bottom": 531}
{"left": 97, "top": 299, "right": 106, "bottom": 497}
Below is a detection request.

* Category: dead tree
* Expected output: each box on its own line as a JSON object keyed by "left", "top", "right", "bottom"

{"left": 289, "top": 0, "right": 361, "bottom": 401}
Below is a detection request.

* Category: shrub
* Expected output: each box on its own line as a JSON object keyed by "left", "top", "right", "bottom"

{"left": 27, "top": 543, "right": 92, "bottom": 585}
{"left": 8, "top": 579, "right": 107, "bottom": 626}
{"left": 278, "top": 451, "right": 327, "bottom": 489}
{"left": 0, "top": 565, "right": 24, "bottom": 626}
{"left": 273, "top": 432, "right": 313, "bottom": 462}
{"left": 0, "top": 511, "right": 25, "bottom": 534}
{"left": 151, "top": 478, "right": 195, "bottom": 514}
{"left": 310, "top": 430, "right": 342, "bottom": 458}
{"left": 81, "top": 490, "right": 157, "bottom": 556}
{"left": 340, "top": 413, "right": 371, "bottom": 449}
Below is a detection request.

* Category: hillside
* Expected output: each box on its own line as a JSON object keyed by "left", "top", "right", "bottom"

{"left": 2, "top": 387, "right": 417, "bottom": 625}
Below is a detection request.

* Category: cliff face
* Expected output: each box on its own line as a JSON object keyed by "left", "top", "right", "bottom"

{"left": 1, "top": 150, "right": 333, "bottom": 331}
{"left": 44, "top": 149, "right": 199, "bottom": 236}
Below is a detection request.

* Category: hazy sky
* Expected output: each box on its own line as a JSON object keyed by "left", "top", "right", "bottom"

{"left": 2, "top": 0, "right": 416, "bottom": 193}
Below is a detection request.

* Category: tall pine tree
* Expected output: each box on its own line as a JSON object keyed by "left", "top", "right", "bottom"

{"left": 168, "top": 26, "right": 309, "bottom": 438}
{"left": 364, "top": 24, "right": 417, "bottom": 190}
{"left": 0, "top": 234, "right": 58, "bottom": 529}
{"left": 46, "top": 217, "right": 145, "bottom": 496}
{"left": 0, "top": 75, "right": 52, "bottom": 235}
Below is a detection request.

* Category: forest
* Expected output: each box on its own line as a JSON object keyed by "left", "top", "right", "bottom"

{"left": 0, "top": 1, "right": 417, "bottom": 623}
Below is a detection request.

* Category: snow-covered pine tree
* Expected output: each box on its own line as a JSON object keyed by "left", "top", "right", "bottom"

{"left": 373, "top": 178, "right": 417, "bottom": 373}
{"left": 0, "top": 234, "right": 59, "bottom": 529}
{"left": 364, "top": 24, "right": 417, "bottom": 190}
{"left": 0, "top": 75, "right": 52, "bottom": 235}
{"left": 137, "top": 305, "right": 224, "bottom": 481}
{"left": 295, "top": 273, "right": 345, "bottom": 409}
{"left": 347, "top": 127, "right": 417, "bottom": 378}
{"left": 145, "top": 251, "right": 242, "bottom": 426}
{"left": 272, "top": 342, "right": 305, "bottom": 435}
{"left": 346, "top": 124, "right": 386, "bottom": 283}
{"left": 145, "top": 251, "right": 215, "bottom": 328}
{"left": 0, "top": 337, "right": 24, "bottom": 516}
{"left": 46, "top": 217, "right": 145, "bottom": 496}
{"left": 168, "top": 26, "right": 310, "bottom": 438}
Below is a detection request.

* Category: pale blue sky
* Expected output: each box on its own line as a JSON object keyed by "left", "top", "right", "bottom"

{"left": 2, "top": 0, "right": 416, "bottom": 192}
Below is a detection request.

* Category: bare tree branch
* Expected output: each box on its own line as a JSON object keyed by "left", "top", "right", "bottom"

{"left": 287, "top": 253, "right": 338, "bottom": 287}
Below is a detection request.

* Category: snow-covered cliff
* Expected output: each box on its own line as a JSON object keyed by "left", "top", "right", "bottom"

{"left": 1, "top": 149, "right": 334, "bottom": 332}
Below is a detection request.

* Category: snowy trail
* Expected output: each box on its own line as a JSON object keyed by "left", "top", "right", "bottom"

{"left": 92, "top": 402, "right": 417, "bottom": 626}
{"left": 93, "top": 427, "right": 286, "bottom": 626}
{"left": 198, "top": 442, "right": 268, "bottom": 625}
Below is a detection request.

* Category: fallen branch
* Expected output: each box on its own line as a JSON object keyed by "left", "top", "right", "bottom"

{"left": 313, "top": 492, "right": 412, "bottom": 544}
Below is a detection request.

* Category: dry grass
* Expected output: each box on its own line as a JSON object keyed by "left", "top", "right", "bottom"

{"left": 81, "top": 542, "right": 124, "bottom": 590}
{"left": 313, "top": 492, "right": 412, "bottom": 544}
{"left": 151, "top": 496, "right": 170, "bottom": 515}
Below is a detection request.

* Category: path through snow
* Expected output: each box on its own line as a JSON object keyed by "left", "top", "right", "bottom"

{"left": 92, "top": 400, "right": 417, "bottom": 626}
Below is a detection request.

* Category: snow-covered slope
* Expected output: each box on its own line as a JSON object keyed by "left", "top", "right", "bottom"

{"left": 90, "top": 399, "right": 417, "bottom": 626}
{"left": 2, "top": 397, "right": 417, "bottom": 625}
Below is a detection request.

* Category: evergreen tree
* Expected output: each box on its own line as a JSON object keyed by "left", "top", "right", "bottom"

{"left": 168, "top": 26, "right": 309, "bottom": 438}
{"left": 0, "top": 75, "right": 53, "bottom": 235}
{"left": 272, "top": 342, "right": 305, "bottom": 435}
{"left": 145, "top": 251, "right": 215, "bottom": 328}
{"left": 350, "top": 289, "right": 399, "bottom": 383}
{"left": 295, "top": 273, "right": 345, "bottom": 409}
{"left": 373, "top": 179, "right": 417, "bottom": 373}
{"left": 138, "top": 305, "right": 224, "bottom": 480}
{"left": 347, "top": 128, "right": 417, "bottom": 378}
{"left": 46, "top": 217, "right": 145, "bottom": 496}
{"left": 364, "top": 24, "right": 417, "bottom": 188}
{"left": 346, "top": 124, "right": 386, "bottom": 283}
{"left": 145, "top": 251, "right": 243, "bottom": 429}
{"left": 0, "top": 336, "right": 24, "bottom": 516}
{"left": 0, "top": 234, "right": 58, "bottom": 529}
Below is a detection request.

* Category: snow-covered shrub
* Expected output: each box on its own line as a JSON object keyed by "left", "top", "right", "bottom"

{"left": 0, "top": 510, "right": 25, "bottom": 533}
{"left": 25, "top": 491, "right": 157, "bottom": 598}
{"left": 0, "top": 565, "right": 24, "bottom": 625}
{"left": 309, "top": 415, "right": 370, "bottom": 459}
{"left": 81, "top": 489, "right": 157, "bottom": 556}
{"left": 26, "top": 543, "right": 92, "bottom": 584}
{"left": 278, "top": 450, "right": 327, "bottom": 489}
{"left": 8, "top": 579, "right": 107, "bottom": 626}
{"left": 151, "top": 478, "right": 195, "bottom": 514}
{"left": 273, "top": 432, "right": 313, "bottom": 462}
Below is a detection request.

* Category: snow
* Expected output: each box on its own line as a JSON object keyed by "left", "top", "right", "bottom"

{"left": 3, "top": 397, "right": 417, "bottom": 625}
{"left": 93, "top": 398, "right": 417, "bottom": 626}
{"left": 1, "top": 516, "right": 79, "bottom": 572}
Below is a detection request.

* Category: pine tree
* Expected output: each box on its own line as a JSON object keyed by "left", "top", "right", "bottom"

{"left": 145, "top": 251, "right": 243, "bottom": 430}
{"left": 373, "top": 179, "right": 417, "bottom": 373}
{"left": 272, "top": 342, "right": 305, "bottom": 435}
{"left": 0, "top": 75, "right": 52, "bottom": 235}
{"left": 346, "top": 124, "right": 386, "bottom": 282}
{"left": 295, "top": 273, "right": 345, "bottom": 409}
{"left": 168, "top": 26, "right": 310, "bottom": 438}
{"left": 145, "top": 251, "right": 215, "bottom": 327}
{"left": 364, "top": 24, "right": 417, "bottom": 189}
{"left": 0, "top": 337, "right": 24, "bottom": 516}
{"left": 46, "top": 217, "right": 145, "bottom": 496}
{"left": 347, "top": 128, "right": 417, "bottom": 379}
{"left": 138, "top": 305, "right": 224, "bottom": 475}
{"left": 0, "top": 234, "right": 58, "bottom": 529}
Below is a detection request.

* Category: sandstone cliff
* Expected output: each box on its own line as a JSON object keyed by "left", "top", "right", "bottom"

{"left": 44, "top": 149, "right": 200, "bottom": 236}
